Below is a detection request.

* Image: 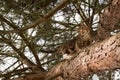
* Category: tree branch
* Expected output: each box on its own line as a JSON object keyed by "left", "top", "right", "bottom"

{"left": 46, "top": 32, "right": 120, "bottom": 80}
{"left": 0, "top": 15, "right": 42, "bottom": 68}
{"left": 12, "top": 32, "right": 120, "bottom": 80}
{"left": 0, "top": 37, "right": 35, "bottom": 67}
{"left": 0, "top": 0, "right": 70, "bottom": 34}
{"left": 18, "top": 0, "right": 70, "bottom": 31}
{"left": 97, "top": 0, "right": 120, "bottom": 40}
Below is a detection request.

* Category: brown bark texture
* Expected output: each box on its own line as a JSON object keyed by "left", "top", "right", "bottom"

{"left": 46, "top": 0, "right": 120, "bottom": 79}
{"left": 13, "top": 32, "right": 120, "bottom": 80}
{"left": 12, "top": 0, "right": 120, "bottom": 80}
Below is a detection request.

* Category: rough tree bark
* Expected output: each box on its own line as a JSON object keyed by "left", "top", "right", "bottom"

{"left": 47, "top": 0, "right": 120, "bottom": 80}
{"left": 97, "top": 0, "right": 120, "bottom": 40}
{"left": 13, "top": 32, "right": 120, "bottom": 80}
{"left": 46, "top": 32, "right": 120, "bottom": 80}
{"left": 12, "top": 0, "right": 120, "bottom": 80}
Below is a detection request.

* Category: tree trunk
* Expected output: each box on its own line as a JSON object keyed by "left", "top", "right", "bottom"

{"left": 12, "top": 0, "right": 120, "bottom": 80}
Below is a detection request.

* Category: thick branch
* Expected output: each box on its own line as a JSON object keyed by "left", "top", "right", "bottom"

{"left": 13, "top": 32, "right": 120, "bottom": 80}
{"left": 97, "top": 0, "right": 120, "bottom": 39}
{"left": 46, "top": 32, "right": 120, "bottom": 80}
